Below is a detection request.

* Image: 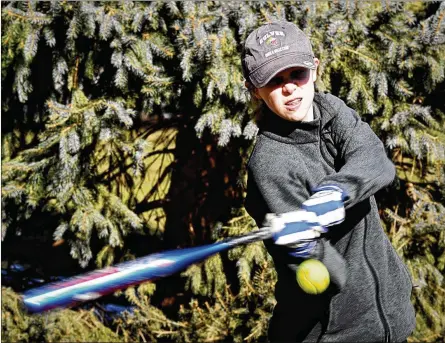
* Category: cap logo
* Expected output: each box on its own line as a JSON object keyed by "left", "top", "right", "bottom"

{"left": 304, "top": 61, "right": 314, "bottom": 67}
{"left": 265, "top": 36, "right": 279, "bottom": 47}
{"left": 259, "top": 30, "right": 285, "bottom": 45}
{"left": 265, "top": 45, "right": 289, "bottom": 58}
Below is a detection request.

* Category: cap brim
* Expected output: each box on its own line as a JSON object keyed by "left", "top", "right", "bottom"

{"left": 249, "top": 53, "right": 316, "bottom": 88}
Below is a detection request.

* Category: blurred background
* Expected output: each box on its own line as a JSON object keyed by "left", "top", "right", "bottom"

{"left": 1, "top": 1, "right": 444, "bottom": 342}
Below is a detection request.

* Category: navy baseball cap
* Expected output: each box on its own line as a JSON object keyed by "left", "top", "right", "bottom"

{"left": 242, "top": 21, "right": 316, "bottom": 88}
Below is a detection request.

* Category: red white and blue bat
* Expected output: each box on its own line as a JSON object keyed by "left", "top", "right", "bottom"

{"left": 22, "top": 226, "right": 276, "bottom": 313}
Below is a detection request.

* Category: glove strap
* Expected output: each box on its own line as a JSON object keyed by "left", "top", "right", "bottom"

{"left": 288, "top": 240, "right": 317, "bottom": 258}
{"left": 312, "top": 185, "right": 349, "bottom": 201}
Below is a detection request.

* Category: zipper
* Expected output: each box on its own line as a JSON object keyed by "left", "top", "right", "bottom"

{"left": 319, "top": 126, "right": 336, "bottom": 170}
{"left": 319, "top": 138, "right": 335, "bottom": 169}
{"left": 363, "top": 217, "right": 391, "bottom": 342}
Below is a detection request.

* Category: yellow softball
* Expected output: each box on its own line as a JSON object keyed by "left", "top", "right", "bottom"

{"left": 296, "top": 259, "right": 330, "bottom": 294}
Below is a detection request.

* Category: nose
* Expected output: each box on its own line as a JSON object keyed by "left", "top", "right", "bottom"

{"left": 283, "top": 82, "right": 297, "bottom": 94}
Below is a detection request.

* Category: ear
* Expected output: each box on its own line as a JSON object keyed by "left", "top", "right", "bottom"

{"left": 312, "top": 58, "right": 320, "bottom": 82}
{"left": 253, "top": 88, "right": 262, "bottom": 100}
{"left": 245, "top": 81, "right": 262, "bottom": 99}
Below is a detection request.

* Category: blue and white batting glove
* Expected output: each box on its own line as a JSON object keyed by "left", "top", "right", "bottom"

{"left": 265, "top": 210, "right": 325, "bottom": 258}
{"left": 302, "top": 185, "right": 347, "bottom": 227}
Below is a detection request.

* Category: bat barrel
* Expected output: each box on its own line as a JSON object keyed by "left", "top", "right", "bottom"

{"left": 23, "top": 241, "right": 232, "bottom": 313}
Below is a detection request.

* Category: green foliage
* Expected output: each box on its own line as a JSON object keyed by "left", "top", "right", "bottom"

{"left": 112, "top": 210, "right": 276, "bottom": 342}
{"left": 112, "top": 283, "right": 189, "bottom": 342}
{"left": 1, "top": 287, "right": 119, "bottom": 342}
{"left": 179, "top": 210, "right": 277, "bottom": 342}
{"left": 385, "top": 185, "right": 445, "bottom": 342}
{"left": 1, "top": 1, "right": 445, "bottom": 342}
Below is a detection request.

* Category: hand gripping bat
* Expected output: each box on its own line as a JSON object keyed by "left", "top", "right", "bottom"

{"left": 22, "top": 226, "right": 276, "bottom": 313}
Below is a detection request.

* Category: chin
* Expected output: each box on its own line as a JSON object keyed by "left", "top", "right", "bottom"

{"left": 287, "top": 112, "right": 307, "bottom": 122}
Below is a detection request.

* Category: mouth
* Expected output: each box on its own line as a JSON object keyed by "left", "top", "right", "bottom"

{"left": 285, "top": 98, "right": 302, "bottom": 110}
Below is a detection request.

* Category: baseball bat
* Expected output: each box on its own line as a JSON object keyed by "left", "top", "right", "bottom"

{"left": 22, "top": 226, "right": 275, "bottom": 313}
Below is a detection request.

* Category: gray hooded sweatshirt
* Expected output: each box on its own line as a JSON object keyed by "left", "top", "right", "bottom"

{"left": 245, "top": 93, "right": 415, "bottom": 342}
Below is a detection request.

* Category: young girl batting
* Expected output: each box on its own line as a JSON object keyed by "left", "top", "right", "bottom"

{"left": 242, "top": 21, "right": 415, "bottom": 343}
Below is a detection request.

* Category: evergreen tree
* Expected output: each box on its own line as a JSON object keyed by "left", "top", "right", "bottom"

{"left": 2, "top": 1, "right": 444, "bottom": 342}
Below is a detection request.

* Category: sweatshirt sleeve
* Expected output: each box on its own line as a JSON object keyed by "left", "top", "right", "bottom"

{"left": 316, "top": 101, "right": 395, "bottom": 210}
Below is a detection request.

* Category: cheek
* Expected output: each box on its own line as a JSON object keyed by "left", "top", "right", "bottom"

{"left": 256, "top": 89, "right": 286, "bottom": 112}
{"left": 264, "top": 97, "right": 280, "bottom": 112}
{"left": 266, "top": 91, "right": 282, "bottom": 106}
{"left": 302, "top": 86, "right": 315, "bottom": 102}
{"left": 257, "top": 90, "right": 276, "bottom": 107}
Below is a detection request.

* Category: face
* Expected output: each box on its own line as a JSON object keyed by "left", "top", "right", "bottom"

{"left": 253, "top": 59, "right": 319, "bottom": 122}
